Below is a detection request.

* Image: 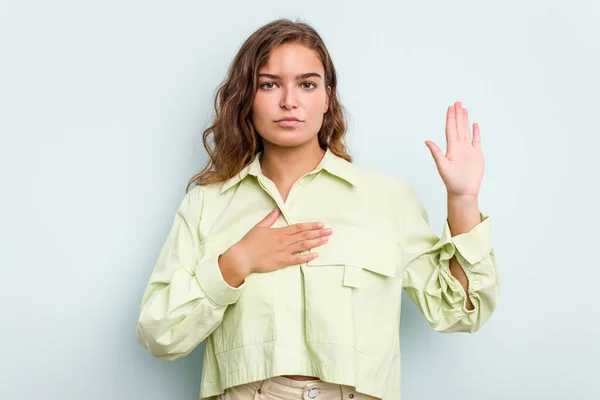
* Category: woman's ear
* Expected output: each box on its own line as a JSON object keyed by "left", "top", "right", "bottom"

{"left": 324, "top": 86, "right": 332, "bottom": 113}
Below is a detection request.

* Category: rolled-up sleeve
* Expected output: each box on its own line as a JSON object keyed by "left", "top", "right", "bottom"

{"left": 136, "top": 186, "right": 246, "bottom": 361}
{"left": 400, "top": 184, "right": 499, "bottom": 333}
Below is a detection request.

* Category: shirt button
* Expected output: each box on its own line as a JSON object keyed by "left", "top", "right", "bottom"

{"left": 349, "top": 394, "right": 354, "bottom": 399}
{"left": 308, "top": 388, "right": 320, "bottom": 398}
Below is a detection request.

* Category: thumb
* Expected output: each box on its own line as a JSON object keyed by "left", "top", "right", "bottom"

{"left": 256, "top": 207, "right": 280, "bottom": 228}
{"left": 424, "top": 140, "right": 446, "bottom": 167}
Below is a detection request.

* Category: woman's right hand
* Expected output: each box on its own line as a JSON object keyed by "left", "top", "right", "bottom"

{"left": 218, "top": 207, "right": 332, "bottom": 287}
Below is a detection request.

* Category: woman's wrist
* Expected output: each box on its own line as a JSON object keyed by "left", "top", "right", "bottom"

{"left": 217, "top": 243, "right": 252, "bottom": 288}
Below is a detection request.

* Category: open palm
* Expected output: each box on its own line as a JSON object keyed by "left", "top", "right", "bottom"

{"left": 424, "top": 101, "right": 484, "bottom": 198}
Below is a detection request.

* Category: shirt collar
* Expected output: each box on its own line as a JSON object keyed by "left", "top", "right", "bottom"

{"left": 220, "top": 147, "right": 358, "bottom": 194}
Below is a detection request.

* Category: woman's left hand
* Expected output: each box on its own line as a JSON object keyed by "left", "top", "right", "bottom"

{"left": 424, "top": 101, "right": 484, "bottom": 198}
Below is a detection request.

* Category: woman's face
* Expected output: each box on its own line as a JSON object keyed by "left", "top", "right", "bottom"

{"left": 251, "top": 43, "right": 331, "bottom": 150}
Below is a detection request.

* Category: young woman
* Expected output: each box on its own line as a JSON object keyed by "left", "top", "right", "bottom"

{"left": 136, "top": 18, "right": 500, "bottom": 400}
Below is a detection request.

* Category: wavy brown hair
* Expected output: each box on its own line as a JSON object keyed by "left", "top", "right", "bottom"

{"left": 187, "top": 18, "right": 352, "bottom": 192}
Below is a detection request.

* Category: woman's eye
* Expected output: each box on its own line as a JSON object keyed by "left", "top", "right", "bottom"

{"left": 302, "top": 82, "right": 317, "bottom": 89}
{"left": 260, "top": 82, "right": 276, "bottom": 89}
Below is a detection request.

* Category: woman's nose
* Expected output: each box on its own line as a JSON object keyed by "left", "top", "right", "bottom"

{"left": 280, "top": 88, "right": 298, "bottom": 109}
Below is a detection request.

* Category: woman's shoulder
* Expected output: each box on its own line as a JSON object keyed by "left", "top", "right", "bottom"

{"left": 352, "top": 162, "right": 414, "bottom": 195}
{"left": 185, "top": 180, "right": 223, "bottom": 199}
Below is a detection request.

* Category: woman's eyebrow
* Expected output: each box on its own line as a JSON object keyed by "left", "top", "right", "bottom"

{"left": 258, "top": 72, "right": 322, "bottom": 80}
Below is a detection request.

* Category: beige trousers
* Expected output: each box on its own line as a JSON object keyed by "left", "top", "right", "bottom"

{"left": 217, "top": 376, "right": 379, "bottom": 400}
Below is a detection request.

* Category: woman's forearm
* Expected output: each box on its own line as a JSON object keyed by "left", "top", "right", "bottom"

{"left": 446, "top": 194, "right": 482, "bottom": 311}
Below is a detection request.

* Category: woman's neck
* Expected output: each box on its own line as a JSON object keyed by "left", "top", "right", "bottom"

{"left": 260, "top": 143, "right": 325, "bottom": 184}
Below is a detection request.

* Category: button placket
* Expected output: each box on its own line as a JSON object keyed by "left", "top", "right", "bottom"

{"left": 285, "top": 175, "right": 309, "bottom": 205}
{"left": 256, "top": 176, "right": 292, "bottom": 224}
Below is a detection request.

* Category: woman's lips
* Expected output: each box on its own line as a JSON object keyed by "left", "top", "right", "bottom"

{"left": 276, "top": 120, "right": 303, "bottom": 127}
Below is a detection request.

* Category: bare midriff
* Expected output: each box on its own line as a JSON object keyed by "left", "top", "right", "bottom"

{"left": 281, "top": 375, "right": 320, "bottom": 381}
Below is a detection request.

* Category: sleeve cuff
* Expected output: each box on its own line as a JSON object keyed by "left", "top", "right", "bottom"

{"left": 194, "top": 254, "right": 247, "bottom": 306}
{"left": 440, "top": 212, "right": 492, "bottom": 265}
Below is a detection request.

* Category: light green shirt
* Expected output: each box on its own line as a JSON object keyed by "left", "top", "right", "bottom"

{"left": 136, "top": 148, "right": 500, "bottom": 400}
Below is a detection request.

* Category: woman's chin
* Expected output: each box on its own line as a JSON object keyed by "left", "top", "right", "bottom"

{"left": 262, "top": 133, "right": 315, "bottom": 148}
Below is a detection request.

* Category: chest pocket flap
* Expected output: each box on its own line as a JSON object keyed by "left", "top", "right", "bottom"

{"left": 306, "top": 225, "right": 397, "bottom": 288}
